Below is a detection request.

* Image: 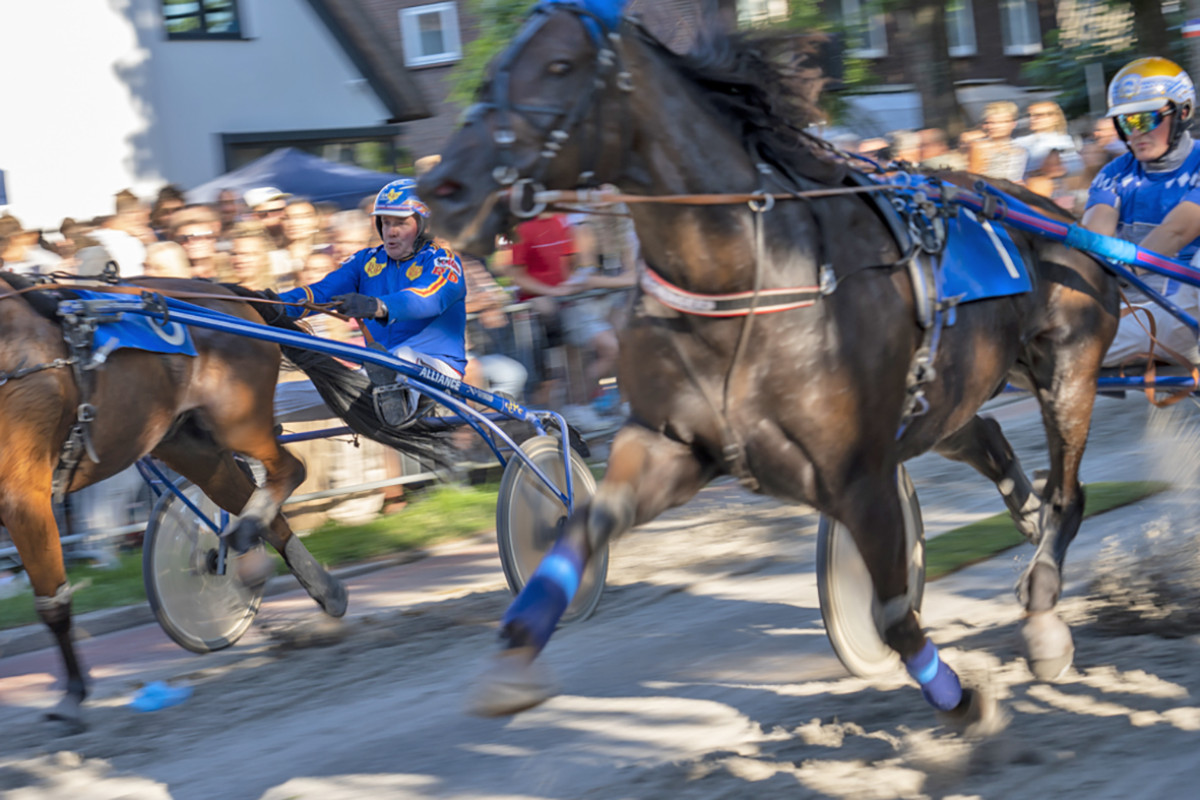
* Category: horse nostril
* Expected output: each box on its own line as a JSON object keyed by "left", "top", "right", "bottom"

{"left": 433, "top": 180, "right": 462, "bottom": 199}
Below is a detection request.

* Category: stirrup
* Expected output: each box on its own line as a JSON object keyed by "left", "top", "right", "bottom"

{"left": 372, "top": 384, "right": 416, "bottom": 428}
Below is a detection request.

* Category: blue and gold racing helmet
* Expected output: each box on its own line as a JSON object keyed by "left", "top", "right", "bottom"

{"left": 372, "top": 179, "right": 430, "bottom": 220}
{"left": 1106, "top": 57, "right": 1195, "bottom": 150}
{"left": 1107, "top": 57, "right": 1195, "bottom": 117}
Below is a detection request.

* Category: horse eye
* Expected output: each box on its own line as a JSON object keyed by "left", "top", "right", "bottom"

{"left": 547, "top": 60, "right": 572, "bottom": 76}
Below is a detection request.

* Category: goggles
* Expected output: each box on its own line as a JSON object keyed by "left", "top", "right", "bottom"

{"left": 1115, "top": 107, "right": 1174, "bottom": 136}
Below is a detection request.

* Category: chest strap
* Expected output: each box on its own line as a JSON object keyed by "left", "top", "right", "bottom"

{"left": 639, "top": 266, "right": 831, "bottom": 318}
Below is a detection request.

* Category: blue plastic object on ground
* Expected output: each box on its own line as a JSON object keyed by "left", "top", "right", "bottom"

{"left": 130, "top": 681, "right": 193, "bottom": 712}
{"left": 592, "top": 386, "right": 621, "bottom": 414}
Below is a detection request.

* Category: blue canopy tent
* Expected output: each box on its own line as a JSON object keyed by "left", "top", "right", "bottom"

{"left": 187, "top": 148, "right": 402, "bottom": 210}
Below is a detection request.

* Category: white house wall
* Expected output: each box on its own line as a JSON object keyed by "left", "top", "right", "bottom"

{"left": 0, "top": 0, "right": 390, "bottom": 231}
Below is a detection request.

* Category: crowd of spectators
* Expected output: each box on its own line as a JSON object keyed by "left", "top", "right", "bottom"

{"left": 832, "top": 103, "right": 1127, "bottom": 214}
{"left": 0, "top": 174, "right": 640, "bottom": 556}
{"left": 0, "top": 172, "right": 638, "bottom": 431}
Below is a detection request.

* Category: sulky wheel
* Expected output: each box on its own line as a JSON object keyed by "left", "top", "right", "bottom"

{"left": 816, "top": 465, "right": 926, "bottom": 678}
{"left": 496, "top": 434, "right": 608, "bottom": 623}
{"left": 142, "top": 479, "right": 264, "bottom": 653}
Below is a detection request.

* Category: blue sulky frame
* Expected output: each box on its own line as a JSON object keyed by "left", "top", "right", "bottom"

{"left": 887, "top": 173, "right": 1200, "bottom": 393}
{"left": 58, "top": 293, "right": 584, "bottom": 562}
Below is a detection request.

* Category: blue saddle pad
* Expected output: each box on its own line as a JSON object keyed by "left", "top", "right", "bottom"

{"left": 939, "top": 209, "right": 1032, "bottom": 303}
{"left": 75, "top": 290, "right": 198, "bottom": 357}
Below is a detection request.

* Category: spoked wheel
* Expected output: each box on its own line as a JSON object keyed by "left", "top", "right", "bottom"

{"left": 816, "top": 465, "right": 925, "bottom": 678}
{"left": 142, "top": 479, "right": 264, "bottom": 653}
{"left": 496, "top": 434, "right": 608, "bottom": 623}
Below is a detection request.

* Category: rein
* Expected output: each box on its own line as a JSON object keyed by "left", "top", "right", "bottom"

{"left": 506, "top": 182, "right": 898, "bottom": 215}
{"left": 0, "top": 281, "right": 346, "bottom": 321}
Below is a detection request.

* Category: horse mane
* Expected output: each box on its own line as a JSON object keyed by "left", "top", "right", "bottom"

{"left": 226, "top": 285, "right": 458, "bottom": 467}
{"left": 635, "top": 23, "right": 845, "bottom": 185}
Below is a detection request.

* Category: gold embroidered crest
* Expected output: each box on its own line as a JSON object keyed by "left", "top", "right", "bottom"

{"left": 364, "top": 257, "right": 385, "bottom": 278}
{"left": 406, "top": 262, "right": 423, "bottom": 280}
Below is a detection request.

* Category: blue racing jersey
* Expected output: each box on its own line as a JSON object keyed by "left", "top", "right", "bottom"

{"left": 279, "top": 241, "right": 467, "bottom": 373}
{"left": 1086, "top": 140, "right": 1200, "bottom": 263}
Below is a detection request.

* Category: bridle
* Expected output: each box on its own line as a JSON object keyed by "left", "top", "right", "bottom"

{"left": 467, "top": 2, "right": 633, "bottom": 218}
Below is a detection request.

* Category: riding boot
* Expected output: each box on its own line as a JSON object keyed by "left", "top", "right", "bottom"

{"left": 371, "top": 384, "right": 415, "bottom": 428}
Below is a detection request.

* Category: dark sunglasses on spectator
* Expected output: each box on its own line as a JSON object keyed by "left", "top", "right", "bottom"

{"left": 1115, "top": 108, "right": 1173, "bottom": 136}
{"left": 180, "top": 231, "right": 216, "bottom": 243}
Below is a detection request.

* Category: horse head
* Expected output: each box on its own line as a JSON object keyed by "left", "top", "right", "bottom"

{"left": 419, "top": 1, "right": 631, "bottom": 254}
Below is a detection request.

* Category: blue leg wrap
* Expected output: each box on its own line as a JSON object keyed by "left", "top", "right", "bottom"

{"left": 500, "top": 538, "right": 585, "bottom": 652}
{"left": 904, "top": 640, "right": 963, "bottom": 712}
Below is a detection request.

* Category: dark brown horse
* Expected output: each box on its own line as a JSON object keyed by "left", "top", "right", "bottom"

{"left": 419, "top": 3, "right": 1118, "bottom": 725}
{"left": 0, "top": 276, "right": 407, "bottom": 729}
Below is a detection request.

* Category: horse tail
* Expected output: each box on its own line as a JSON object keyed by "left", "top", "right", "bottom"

{"left": 227, "top": 286, "right": 459, "bottom": 468}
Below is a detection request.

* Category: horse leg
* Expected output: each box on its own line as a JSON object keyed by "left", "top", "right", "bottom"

{"left": 834, "top": 468, "right": 990, "bottom": 730}
{"left": 153, "top": 420, "right": 347, "bottom": 617}
{"left": 0, "top": 470, "right": 89, "bottom": 729}
{"left": 470, "top": 423, "right": 717, "bottom": 716}
{"left": 935, "top": 415, "right": 1042, "bottom": 541}
{"left": 1013, "top": 367, "right": 1098, "bottom": 680}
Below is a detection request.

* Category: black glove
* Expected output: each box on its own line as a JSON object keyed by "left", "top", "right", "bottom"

{"left": 252, "top": 288, "right": 285, "bottom": 325}
{"left": 332, "top": 293, "right": 384, "bottom": 319}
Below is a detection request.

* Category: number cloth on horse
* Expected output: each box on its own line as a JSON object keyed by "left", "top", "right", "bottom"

{"left": 72, "top": 289, "right": 198, "bottom": 356}
{"left": 278, "top": 241, "right": 468, "bottom": 375}
{"left": 937, "top": 208, "right": 1032, "bottom": 301}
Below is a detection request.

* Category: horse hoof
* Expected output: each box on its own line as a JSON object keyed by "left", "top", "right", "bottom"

{"left": 45, "top": 696, "right": 85, "bottom": 734}
{"left": 936, "top": 687, "right": 1005, "bottom": 737}
{"left": 1020, "top": 612, "right": 1075, "bottom": 681}
{"left": 226, "top": 518, "right": 264, "bottom": 555}
{"left": 467, "top": 647, "right": 558, "bottom": 718}
{"left": 235, "top": 549, "right": 275, "bottom": 590}
{"left": 319, "top": 577, "right": 348, "bottom": 618}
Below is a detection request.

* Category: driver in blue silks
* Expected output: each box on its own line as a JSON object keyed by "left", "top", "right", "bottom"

{"left": 276, "top": 179, "right": 467, "bottom": 421}
{"left": 1082, "top": 57, "right": 1200, "bottom": 366}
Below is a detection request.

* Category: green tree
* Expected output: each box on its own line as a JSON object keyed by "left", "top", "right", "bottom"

{"left": 447, "top": 0, "right": 537, "bottom": 107}
{"left": 1023, "top": 1, "right": 1187, "bottom": 120}
{"left": 1131, "top": 0, "right": 1172, "bottom": 55}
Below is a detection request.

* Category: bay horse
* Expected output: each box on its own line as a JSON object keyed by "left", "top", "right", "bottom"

{"left": 0, "top": 275, "right": 445, "bottom": 729}
{"left": 419, "top": 1, "right": 1118, "bottom": 726}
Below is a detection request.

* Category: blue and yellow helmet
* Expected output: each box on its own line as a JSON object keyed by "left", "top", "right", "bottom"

{"left": 372, "top": 179, "right": 430, "bottom": 220}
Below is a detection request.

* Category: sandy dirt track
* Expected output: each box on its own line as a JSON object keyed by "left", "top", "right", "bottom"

{"left": 1, "top": 396, "right": 1199, "bottom": 799}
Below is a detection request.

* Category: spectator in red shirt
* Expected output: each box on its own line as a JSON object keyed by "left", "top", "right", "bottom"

{"left": 498, "top": 214, "right": 623, "bottom": 427}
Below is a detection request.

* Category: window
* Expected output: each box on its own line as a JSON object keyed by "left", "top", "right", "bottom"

{"left": 400, "top": 3, "right": 462, "bottom": 67}
{"left": 840, "top": 0, "right": 887, "bottom": 59}
{"left": 946, "top": 0, "right": 977, "bottom": 57}
{"left": 163, "top": 0, "right": 242, "bottom": 40}
{"left": 737, "top": 0, "right": 789, "bottom": 27}
{"left": 1000, "top": 0, "right": 1042, "bottom": 55}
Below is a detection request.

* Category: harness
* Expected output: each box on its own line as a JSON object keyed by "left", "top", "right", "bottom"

{"left": 469, "top": 2, "right": 631, "bottom": 209}
{"left": 50, "top": 300, "right": 135, "bottom": 500}
{"left": 1, "top": 271, "right": 123, "bottom": 500}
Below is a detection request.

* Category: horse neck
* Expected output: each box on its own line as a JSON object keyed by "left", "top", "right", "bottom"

{"left": 613, "top": 37, "right": 818, "bottom": 294}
